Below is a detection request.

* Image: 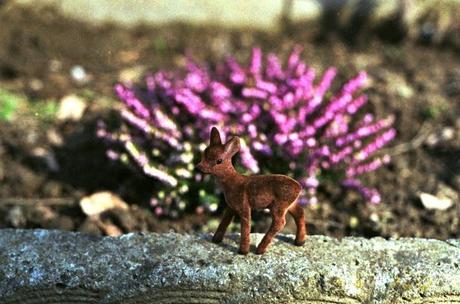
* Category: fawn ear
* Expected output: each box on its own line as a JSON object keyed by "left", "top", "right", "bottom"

{"left": 210, "top": 127, "right": 222, "bottom": 146}
{"left": 224, "top": 136, "right": 240, "bottom": 157}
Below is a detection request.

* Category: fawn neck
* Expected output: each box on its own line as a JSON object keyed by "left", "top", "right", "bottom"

{"left": 213, "top": 163, "right": 245, "bottom": 190}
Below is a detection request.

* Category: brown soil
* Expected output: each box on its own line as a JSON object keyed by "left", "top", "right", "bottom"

{"left": 0, "top": 5, "right": 459, "bottom": 239}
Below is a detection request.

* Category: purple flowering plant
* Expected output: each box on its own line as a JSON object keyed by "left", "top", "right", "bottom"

{"left": 98, "top": 46, "right": 395, "bottom": 217}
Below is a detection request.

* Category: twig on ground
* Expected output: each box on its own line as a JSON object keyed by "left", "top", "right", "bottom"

{"left": 0, "top": 197, "right": 76, "bottom": 206}
{"left": 382, "top": 122, "right": 432, "bottom": 156}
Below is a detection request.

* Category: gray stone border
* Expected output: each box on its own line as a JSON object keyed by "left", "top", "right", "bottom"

{"left": 1, "top": 229, "right": 460, "bottom": 303}
{"left": 9, "top": 0, "right": 460, "bottom": 31}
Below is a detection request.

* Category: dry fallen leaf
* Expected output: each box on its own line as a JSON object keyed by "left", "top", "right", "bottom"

{"left": 79, "top": 191, "right": 129, "bottom": 217}
{"left": 420, "top": 192, "right": 453, "bottom": 211}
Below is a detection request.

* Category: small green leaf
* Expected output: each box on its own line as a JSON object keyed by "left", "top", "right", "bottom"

{"left": 30, "top": 100, "right": 59, "bottom": 122}
{"left": 153, "top": 37, "right": 167, "bottom": 53}
{"left": 0, "top": 90, "right": 21, "bottom": 121}
{"left": 423, "top": 106, "right": 440, "bottom": 119}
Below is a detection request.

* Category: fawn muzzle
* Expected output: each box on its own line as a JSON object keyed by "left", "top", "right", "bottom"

{"left": 196, "top": 161, "right": 209, "bottom": 173}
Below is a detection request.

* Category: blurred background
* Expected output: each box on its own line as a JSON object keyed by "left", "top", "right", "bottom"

{"left": 0, "top": 0, "right": 459, "bottom": 239}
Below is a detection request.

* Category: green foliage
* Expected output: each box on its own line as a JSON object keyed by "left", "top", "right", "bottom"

{"left": 79, "top": 89, "right": 97, "bottom": 100}
{"left": 422, "top": 105, "right": 444, "bottom": 120}
{"left": 32, "top": 100, "right": 58, "bottom": 121}
{"left": 423, "top": 106, "right": 441, "bottom": 119}
{"left": 153, "top": 37, "right": 167, "bottom": 53}
{"left": 0, "top": 89, "right": 21, "bottom": 121}
{"left": 0, "top": 89, "right": 58, "bottom": 122}
{"left": 199, "top": 189, "right": 220, "bottom": 212}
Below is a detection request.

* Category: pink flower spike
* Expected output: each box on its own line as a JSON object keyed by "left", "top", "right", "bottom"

{"left": 314, "top": 67, "right": 336, "bottom": 99}
{"left": 252, "top": 141, "right": 272, "bottom": 154}
{"left": 106, "top": 150, "right": 120, "bottom": 161}
{"left": 287, "top": 45, "right": 303, "bottom": 72}
{"left": 346, "top": 155, "right": 390, "bottom": 177}
{"left": 226, "top": 57, "right": 246, "bottom": 84}
{"left": 336, "top": 115, "right": 394, "bottom": 147}
{"left": 308, "top": 196, "right": 318, "bottom": 205}
{"left": 354, "top": 128, "right": 396, "bottom": 161}
{"left": 283, "top": 92, "right": 296, "bottom": 107}
{"left": 231, "top": 72, "right": 246, "bottom": 84}
{"left": 304, "top": 176, "right": 319, "bottom": 188}
{"left": 306, "top": 137, "right": 316, "bottom": 147}
{"left": 250, "top": 47, "right": 262, "bottom": 75}
{"left": 362, "top": 114, "right": 374, "bottom": 124}
{"left": 210, "top": 81, "right": 231, "bottom": 101}
{"left": 121, "top": 109, "right": 151, "bottom": 134}
{"left": 330, "top": 146, "right": 353, "bottom": 164}
{"left": 295, "top": 62, "right": 307, "bottom": 77}
{"left": 256, "top": 79, "right": 277, "bottom": 94}
{"left": 346, "top": 95, "right": 368, "bottom": 114}
{"left": 269, "top": 96, "right": 283, "bottom": 109}
{"left": 370, "top": 193, "right": 381, "bottom": 204}
{"left": 242, "top": 87, "right": 268, "bottom": 99}
{"left": 185, "top": 72, "right": 207, "bottom": 92}
{"left": 266, "top": 53, "right": 283, "bottom": 79}
{"left": 240, "top": 143, "right": 260, "bottom": 173}
{"left": 342, "top": 71, "right": 368, "bottom": 96}
{"left": 274, "top": 133, "right": 288, "bottom": 145}
{"left": 247, "top": 124, "right": 257, "bottom": 138}
{"left": 145, "top": 74, "right": 156, "bottom": 90}
{"left": 115, "top": 84, "right": 150, "bottom": 119}
{"left": 342, "top": 178, "right": 381, "bottom": 204}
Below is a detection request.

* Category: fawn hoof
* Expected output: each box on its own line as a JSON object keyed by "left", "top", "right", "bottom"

{"left": 212, "top": 235, "right": 223, "bottom": 244}
{"left": 294, "top": 239, "right": 306, "bottom": 246}
{"left": 255, "top": 246, "right": 267, "bottom": 255}
{"left": 238, "top": 247, "right": 249, "bottom": 255}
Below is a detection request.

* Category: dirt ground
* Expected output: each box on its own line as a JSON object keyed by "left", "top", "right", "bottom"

{"left": 0, "top": 5, "right": 459, "bottom": 239}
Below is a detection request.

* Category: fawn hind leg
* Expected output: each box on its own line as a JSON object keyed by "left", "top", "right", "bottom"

{"left": 256, "top": 206, "right": 287, "bottom": 254}
{"left": 212, "top": 207, "right": 235, "bottom": 243}
{"left": 288, "top": 203, "right": 306, "bottom": 246}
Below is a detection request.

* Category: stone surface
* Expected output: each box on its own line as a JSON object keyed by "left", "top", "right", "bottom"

{"left": 12, "top": 0, "right": 320, "bottom": 29}
{"left": 1, "top": 229, "right": 460, "bottom": 303}
{"left": 10, "top": 0, "right": 460, "bottom": 34}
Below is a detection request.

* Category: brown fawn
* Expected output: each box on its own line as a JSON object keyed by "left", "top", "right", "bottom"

{"left": 196, "top": 127, "right": 307, "bottom": 254}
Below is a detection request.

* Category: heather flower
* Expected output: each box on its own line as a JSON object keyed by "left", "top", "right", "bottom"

{"left": 100, "top": 46, "right": 395, "bottom": 216}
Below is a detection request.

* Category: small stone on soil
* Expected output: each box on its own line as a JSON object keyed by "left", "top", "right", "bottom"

{"left": 56, "top": 95, "right": 87, "bottom": 121}
{"left": 70, "top": 65, "right": 90, "bottom": 83}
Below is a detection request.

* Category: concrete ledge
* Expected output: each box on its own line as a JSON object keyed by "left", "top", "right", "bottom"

{"left": 1, "top": 229, "right": 460, "bottom": 303}
{"left": 9, "top": 0, "right": 460, "bottom": 32}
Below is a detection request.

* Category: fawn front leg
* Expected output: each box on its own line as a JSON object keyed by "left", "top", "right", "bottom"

{"left": 212, "top": 207, "right": 235, "bottom": 243}
{"left": 239, "top": 207, "right": 251, "bottom": 255}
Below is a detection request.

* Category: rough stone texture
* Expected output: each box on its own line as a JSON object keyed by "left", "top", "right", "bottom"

{"left": 1, "top": 229, "right": 460, "bottom": 303}
{"left": 10, "top": 0, "right": 460, "bottom": 32}
{"left": 12, "top": 0, "right": 321, "bottom": 28}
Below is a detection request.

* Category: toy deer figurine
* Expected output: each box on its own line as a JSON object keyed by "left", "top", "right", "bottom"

{"left": 197, "top": 127, "right": 307, "bottom": 254}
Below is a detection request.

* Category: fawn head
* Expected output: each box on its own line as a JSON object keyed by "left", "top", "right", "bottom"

{"left": 196, "top": 127, "right": 240, "bottom": 176}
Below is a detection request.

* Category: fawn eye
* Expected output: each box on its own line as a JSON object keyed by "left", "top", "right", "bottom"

{"left": 216, "top": 159, "right": 223, "bottom": 165}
